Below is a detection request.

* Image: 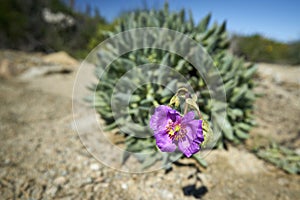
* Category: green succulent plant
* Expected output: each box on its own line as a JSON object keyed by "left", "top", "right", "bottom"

{"left": 255, "top": 142, "right": 300, "bottom": 174}
{"left": 90, "top": 4, "right": 257, "bottom": 169}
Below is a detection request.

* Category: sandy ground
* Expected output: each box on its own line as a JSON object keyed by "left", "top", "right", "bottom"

{"left": 0, "top": 51, "right": 299, "bottom": 199}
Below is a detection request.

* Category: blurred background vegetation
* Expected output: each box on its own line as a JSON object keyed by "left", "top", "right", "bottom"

{"left": 0, "top": 0, "right": 114, "bottom": 58}
{"left": 231, "top": 34, "right": 300, "bottom": 65}
{"left": 0, "top": 0, "right": 299, "bottom": 65}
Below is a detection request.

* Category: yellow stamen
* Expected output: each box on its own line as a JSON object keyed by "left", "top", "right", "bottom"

{"left": 174, "top": 125, "right": 181, "bottom": 132}
{"left": 169, "top": 129, "right": 175, "bottom": 136}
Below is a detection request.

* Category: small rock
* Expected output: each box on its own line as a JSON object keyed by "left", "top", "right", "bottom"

{"left": 4, "top": 159, "right": 10, "bottom": 165}
{"left": 94, "top": 182, "right": 109, "bottom": 190}
{"left": 121, "top": 183, "right": 128, "bottom": 190}
{"left": 278, "top": 178, "right": 289, "bottom": 186}
{"left": 273, "top": 74, "right": 282, "bottom": 85}
{"left": 94, "top": 176, "right": 105, "bottom": 183}
{"left": 76, "top": 155, "right": 83, "bottom": 161}
{"left": 46, "top": 170, "right": 57, "bottom": 178}
{"left": 61, "top": 170, "right": 68, "bottom": 176}
{"left": 227, "top": 189, "right": 233, "bottom": 195}
{"left": 94, "top": 171, "right": 102, "bottom": 177}
{"left": 46, "top": 186, "right": 58, "bottom": 197}
{"left": 82, "top": 177, "right": 93, "bottom": 185}
{"left": 159, "top": 189, "right": 174, "bottom": 199}
{"left": 31, "top": 185, "right": 44, "bottom": 199}
{"left": 18, "top": 65, "right": 72, "bottom": 80}
{"left": 295, "top": 148, "right": 300, "bottom": 156}
{"left": 54, "top": 176, "right": 67, "bottom": 186}
{"left": 84, "top": 184, "right": 93, "bottom": 192}
{"left": 83, "top": 160, "right": 89, "bottom": 166}
{"left": 0, "top": 59, "right": 11, "bottom": 79}
{"left": 43, "top": 51, "right": 78, "bottom": 66}
{"left": 94, "top": 184, "right": 102, "bottom": 191}
{"left": 99, "top": 183, "right": 109, "bottom": 188}
{"left": 90, "top": 163, "right": 100, "bottom": 171}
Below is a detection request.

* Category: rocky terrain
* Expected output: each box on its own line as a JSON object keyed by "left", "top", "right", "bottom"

{"left": 0, "top": 50, "right": 299, "bottom": 199}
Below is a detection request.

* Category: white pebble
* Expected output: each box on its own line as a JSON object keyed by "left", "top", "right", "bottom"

{"left": 90, "top": 163, "right": 100, "bottom": 171}
{"left": 121, "top": 183, "right": 128, "bottom": 190}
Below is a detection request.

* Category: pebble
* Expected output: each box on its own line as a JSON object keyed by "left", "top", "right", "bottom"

{"left": 46, "top": 186, "right": 58, "bottom": 197}
{"left": 94, "top": 176, "right": 105, "bottom": 183}
{"left": 84, "top": 184, "right": 93, "bottom": 192}
{"left": 82, "top": 177, "right": 93, "bottom": 185}
{"left": 54, "top": 176, "right": 67, "bottom": 186}
{"left": 61, "top": 170, "right": 68, "bottom": 176}
{"left": 46, "top": 170, "right": 57, "bottom": 178}
{"left": 227, "top": 188, "right": 233, "bottom": 195}
{"left": 99, "top": 183, "right": 109, "bottom": 188}
{"left": 273, "top": 74, "right": 282, "bottom": 85}
{"left": 83, "top": 160, "right": 89, "bottom": 166}
{"left": 94, "top": 184, "right": 102, "bottom": 191}
{"left": 121, "top": 183, "right": 128, "bottom": 190}
{"left": 278, "top": 178, "right": 289, "bottom": 186}
{"left": 159, "top": 189, "right": 174, "bottom": 199}
{"left": 90, "top": 163, "right": 100, "bottom": 171}
{"left": 4, "top": 159, "right": 10, "bottom": 165}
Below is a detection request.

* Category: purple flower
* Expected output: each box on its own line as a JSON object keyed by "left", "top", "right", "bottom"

{"left": 150, "top": 105, "right": 204, "bottom": 157}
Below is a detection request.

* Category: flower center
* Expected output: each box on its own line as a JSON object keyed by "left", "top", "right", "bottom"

{"left": 166, "top": 120, "right": 186, "bottom": 141}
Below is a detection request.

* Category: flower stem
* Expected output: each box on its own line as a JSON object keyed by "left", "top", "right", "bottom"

{"left": 196, "top": 109, "right": 202, "bottom": 119}
{"left": 184, "top": 92, "right": 189, "bottom": 114}
{"left": 184, "top": 102, "right": 188, "bottom": 114}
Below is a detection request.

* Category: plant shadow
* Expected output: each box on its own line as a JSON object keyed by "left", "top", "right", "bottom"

{"left": 182, "top": 185, "right": 208, "bottom": 199}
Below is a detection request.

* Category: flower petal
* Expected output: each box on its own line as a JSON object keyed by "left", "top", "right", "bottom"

{"left": 181, "top": 111, "right": 195, "bottom": 124}
{"left": 149, "top": 105, "right": 172, "bottom": 131}
{"left": 167, "top": 109, "right": 181, "bottom": 122}
{"left": 177, "top": 137, "right": 200, "bottom": 157}
{"left": 178, "top": 119, "right": 204, "bottom": 157}
{"left": 184, "top": 119, "right": 204, "bottom": 143}
{"left": 154, "top": 130, "right": 177, "bottom": 152}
